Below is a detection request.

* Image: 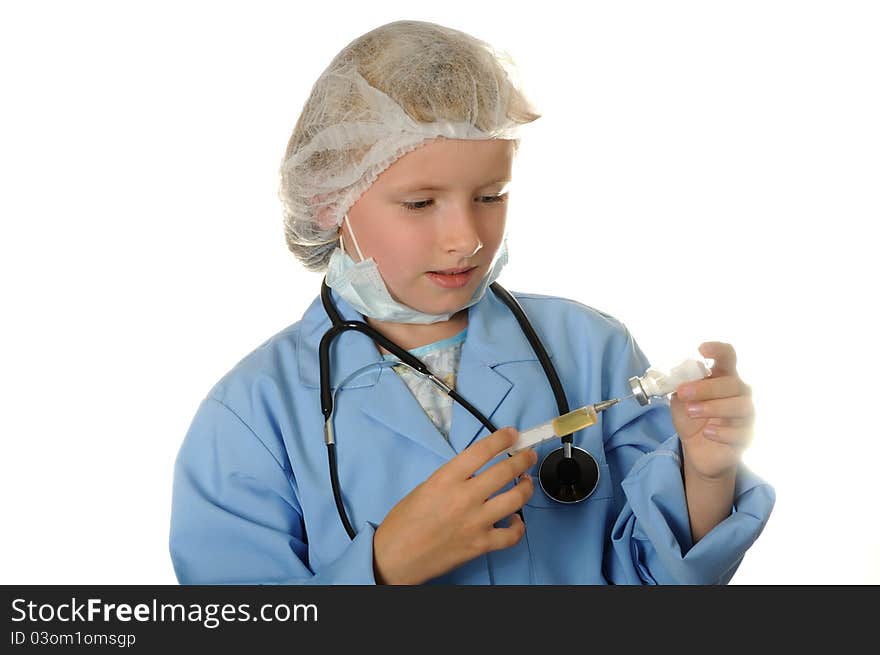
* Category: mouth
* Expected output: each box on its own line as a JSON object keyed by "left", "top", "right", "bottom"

{"left": 429, "top": 266, "right": 477, "bottom": 275}
{"left": 425, "top": 266, "right": 479, "bottom": 289}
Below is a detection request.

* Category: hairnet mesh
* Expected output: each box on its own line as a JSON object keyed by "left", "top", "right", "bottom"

{"left": 278, "top": 20, "right": 542, "bottom": 271}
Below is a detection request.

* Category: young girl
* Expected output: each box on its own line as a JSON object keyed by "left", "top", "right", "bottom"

{"left": 169, "top": 20, "right": 774, "bottom": 585}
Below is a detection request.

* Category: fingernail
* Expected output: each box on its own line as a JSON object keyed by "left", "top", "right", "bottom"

{"left": 703, "top": 426, "right": 718, "bottom": 438}
{"left": 680, "top": 386, "right": 696, "bottom": 400}
{"left": 686, "top": 403, "right": 703, "bottom": 417}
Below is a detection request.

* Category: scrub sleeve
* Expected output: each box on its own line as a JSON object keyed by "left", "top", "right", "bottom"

{"left": 170, "top": 397, "right": 379, "bottom": 585}
{"left": 600, "top": 325, "right": 775, "bottom": 584}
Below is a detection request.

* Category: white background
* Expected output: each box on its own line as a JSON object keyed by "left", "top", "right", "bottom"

{"left": 1, "top": 0, "right": 877, "bottom": 584}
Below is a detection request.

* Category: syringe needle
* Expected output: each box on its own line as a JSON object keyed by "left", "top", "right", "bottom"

{"left": 593, "top": 398, "right": 620, "bottom": 412}
{"left": 594, "top": 393, "right": 638, "bottom": 412}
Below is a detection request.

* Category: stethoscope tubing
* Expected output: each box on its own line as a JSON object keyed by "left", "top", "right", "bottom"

{"left": 318, "top": 279, "right": 594, "bottom": 541}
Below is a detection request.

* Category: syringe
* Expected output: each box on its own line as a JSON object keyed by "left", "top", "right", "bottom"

{"left": 503, "top": 399, "right": 620, "bottom": 456}
{"left": 502, "top": 356, "right": 712, "bottom": 456}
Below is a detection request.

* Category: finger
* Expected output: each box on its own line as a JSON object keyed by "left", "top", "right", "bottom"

{"left": 446, "top": 427, "right": 519, "bottom": 480}
{"left": 698, "top": 341, "right": 738, "bottom": 377}
{"left": 676, "top": 375, "right": 751, "bottom": 402}
{"left": 706, "top": 416, "right": 755, "bottom": 429}
{"left": 480, "top": 475, "right": 535, "bottom": 524}
{"left": 684, "top": 396, "right": 754, "bottom": 420}
{"left": 484, "top": 513, "right": 527, "bottom": 552}
{"left": 702, "top": 424, "right": 754, "bottom": 449}
{"left": 469, "top": 447, "right": 537, "bottom": 500}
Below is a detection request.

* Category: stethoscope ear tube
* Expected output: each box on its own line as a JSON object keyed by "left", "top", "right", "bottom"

{"left": 327, "top": 443, "right": 356, "bottom": 540}
{"left": 488, "top": 283, "right": 570, "bottom": 422}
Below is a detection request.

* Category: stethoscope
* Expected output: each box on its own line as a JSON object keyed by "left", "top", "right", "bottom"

{"left": 319, "top": 279, "right": 601, "bottom": 540}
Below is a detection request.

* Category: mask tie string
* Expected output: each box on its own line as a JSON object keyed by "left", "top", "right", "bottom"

{"left": 343, "top": 213, "right": 367, "bottom": 262}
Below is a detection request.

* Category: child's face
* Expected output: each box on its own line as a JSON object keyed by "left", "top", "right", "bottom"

{"left": 340, "top": 137, "right": 514, "bottom": 316}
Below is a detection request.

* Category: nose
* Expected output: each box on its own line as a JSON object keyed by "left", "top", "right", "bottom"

{"left": 441, "top": 203, "right": 484, "bottom": 258}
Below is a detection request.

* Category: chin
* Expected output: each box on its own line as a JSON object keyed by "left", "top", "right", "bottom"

{"left": 406, "top": 293, "right": 467, "bottom": 316}
{"left": 413, "top": 300, "right": 463, "bottom": 315}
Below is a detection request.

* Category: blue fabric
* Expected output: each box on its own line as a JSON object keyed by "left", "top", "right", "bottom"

{"left": 169, "top": 287, "right": 775, "bottom": 584}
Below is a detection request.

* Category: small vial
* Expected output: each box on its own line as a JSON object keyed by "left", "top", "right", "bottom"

{"left": 628, "top": 357, "right": 712, "bottom": 406}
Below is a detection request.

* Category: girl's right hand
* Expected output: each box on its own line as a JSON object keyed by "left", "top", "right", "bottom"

{"left": 372, "top": 427, "right": 536, "bottom": 585}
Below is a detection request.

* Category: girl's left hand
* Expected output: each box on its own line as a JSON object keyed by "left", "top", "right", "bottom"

{"left": 670, "top": 342, "right": 755, "bottom": 480}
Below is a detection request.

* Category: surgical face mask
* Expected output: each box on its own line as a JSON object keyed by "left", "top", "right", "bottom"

{"left": 325, "top": 214, "right": 509, "bottom": 324}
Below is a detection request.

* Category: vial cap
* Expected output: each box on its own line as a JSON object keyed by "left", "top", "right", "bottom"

{"left": 628, "top": 375, "right": 650, "bottom": 406}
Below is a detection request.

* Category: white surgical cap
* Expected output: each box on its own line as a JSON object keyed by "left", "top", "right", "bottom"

{"left": 278, "top": 19, "right": 541, "bottom": 271}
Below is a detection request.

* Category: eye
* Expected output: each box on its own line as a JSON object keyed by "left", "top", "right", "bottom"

{"left": 401, "top": 199, "right": 433, "bottom": 212}
{"left": 480, "top": 192, "right": 509, "bottom": 204}
{"left": 401, "top": 193, "right": 509, "bottom": 212}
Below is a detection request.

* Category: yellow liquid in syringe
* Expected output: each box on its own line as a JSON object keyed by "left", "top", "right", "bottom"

{"left": 551, "top": 405, "right": 599, "bottom": 437}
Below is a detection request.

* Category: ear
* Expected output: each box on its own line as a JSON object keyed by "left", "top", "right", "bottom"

{"left": 310, "top": 193, "right": 341, "bottom": 231}
{"left": 315, "top": 206, "right": 340, "bottom": 231}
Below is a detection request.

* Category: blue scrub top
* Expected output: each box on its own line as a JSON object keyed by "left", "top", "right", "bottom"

{"left": 169, "top": 287, "right": 775, "bottom": 584}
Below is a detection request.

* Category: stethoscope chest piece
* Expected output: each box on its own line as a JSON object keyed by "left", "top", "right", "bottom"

{"left": 538, "top": 446, "right": 600, "bottom": 504}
